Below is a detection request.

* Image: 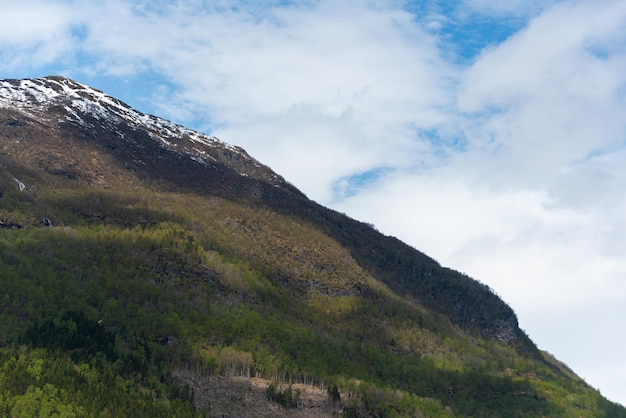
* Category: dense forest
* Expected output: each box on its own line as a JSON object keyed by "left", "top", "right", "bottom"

{"left": 0, "top": 160, "right": 624, "bottom": 417}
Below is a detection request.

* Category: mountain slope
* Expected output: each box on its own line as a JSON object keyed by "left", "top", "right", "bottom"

{"left": 0, "top": 76, "right": 518, "bottom": 342}
{"left": 0, "top": 76, "right": 623, "bottom": 417}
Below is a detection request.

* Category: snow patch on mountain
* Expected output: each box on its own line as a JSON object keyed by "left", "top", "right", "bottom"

{"left": 0, "top": 76, "right": 275, "bottom": 180}
{"left": 13, "top": 177, "right": 26, "bottom": 192}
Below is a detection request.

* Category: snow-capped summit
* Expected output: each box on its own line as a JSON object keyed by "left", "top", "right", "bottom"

{"left": 0, "top": 76, "right": 283, "bottom": 186}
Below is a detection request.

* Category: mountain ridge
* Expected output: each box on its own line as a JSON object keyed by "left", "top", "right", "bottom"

{"left": 0, "top": 75, "right": 287, "bottom": 187}
{"left": 0, "top": 75, "right": 521, "bottom": 344}
{"left": 0, "top": 75, "right": 624, "bottom": 417}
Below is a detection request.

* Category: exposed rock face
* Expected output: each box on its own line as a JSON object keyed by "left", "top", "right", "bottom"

{"left": 485, "top": 318, "right": 521, "bottom": 343}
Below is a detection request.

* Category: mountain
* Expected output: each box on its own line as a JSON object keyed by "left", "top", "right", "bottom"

{"left": 0, "top": 76, "right": 623, "bottom": 417}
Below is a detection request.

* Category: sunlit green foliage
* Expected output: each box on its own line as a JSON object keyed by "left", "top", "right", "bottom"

{"left": 0, "top": 346, "right": 197, "bottom": 417}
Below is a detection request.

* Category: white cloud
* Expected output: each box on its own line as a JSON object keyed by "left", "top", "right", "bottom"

{"left": 0, "top": 0, "right": 78, "bottom": 71}
{"left": 458, "top": 0, "right": 626, "bottom": 177}
{"left": 148, "top": 1, "right": 455, "bottom": 202}
{"left": 0, "top": 1, "right": 73, "bottom": 44}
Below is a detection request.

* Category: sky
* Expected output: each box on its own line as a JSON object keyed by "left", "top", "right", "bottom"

{"left": 2, "top": 0, "right": 626, "bottom": 406}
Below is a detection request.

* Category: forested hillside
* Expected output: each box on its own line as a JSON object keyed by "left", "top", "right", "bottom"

{"left": 0, "top": 77, "right": 624, "bottom": 417}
